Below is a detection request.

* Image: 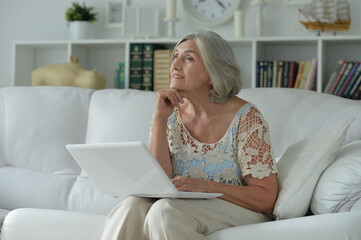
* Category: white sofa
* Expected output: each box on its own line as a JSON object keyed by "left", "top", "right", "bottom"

{"left": 0, "top": 86, "right": 361, "bottom": 240}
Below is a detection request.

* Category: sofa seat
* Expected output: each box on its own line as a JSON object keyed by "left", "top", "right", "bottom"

{"left": 2, "top": 208, "right": 361, "bottom": 240}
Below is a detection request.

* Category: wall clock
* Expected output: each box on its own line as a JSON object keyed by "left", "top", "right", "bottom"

{"left": 183, "top": 0, "right": 242, "bottom": 26}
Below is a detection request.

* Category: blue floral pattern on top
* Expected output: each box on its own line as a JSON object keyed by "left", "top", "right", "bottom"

{"left": 166, "top": 103, "right": 277, "bottom": 186}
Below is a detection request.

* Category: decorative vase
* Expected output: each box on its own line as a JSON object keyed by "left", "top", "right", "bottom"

{"left": 69, "top": 21, "right": 93, "bottom": 40}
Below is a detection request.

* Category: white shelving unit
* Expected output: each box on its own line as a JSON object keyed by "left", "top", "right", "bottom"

{"left": 13, "top": 36, "right": 361, "bottom": 92}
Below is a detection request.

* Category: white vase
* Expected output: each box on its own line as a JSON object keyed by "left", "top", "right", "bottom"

{"left": 69, "top": 21, "right": 93, "bottom": 40}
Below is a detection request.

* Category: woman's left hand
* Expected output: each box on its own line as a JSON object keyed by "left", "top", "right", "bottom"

{"left": 171, "top": 176, "right": 212, "bottom": 193}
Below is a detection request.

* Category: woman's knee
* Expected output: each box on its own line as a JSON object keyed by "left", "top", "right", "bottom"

{"left": 144, "top": 199, "right": 177, "bottom": 228}
{"left": 108, "top": 196, "right": 152, "bottom": 217}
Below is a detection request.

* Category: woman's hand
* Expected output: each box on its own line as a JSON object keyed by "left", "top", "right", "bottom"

{"left": 171, "top": 176, "right": 212, "bottom": 193}
{"left": 155, "top": 89, "right": 186, "bottom": 119}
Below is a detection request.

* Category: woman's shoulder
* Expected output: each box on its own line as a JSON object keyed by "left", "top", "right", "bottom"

{"left": 228, "top": 96, "right": 252, "bottom": 112}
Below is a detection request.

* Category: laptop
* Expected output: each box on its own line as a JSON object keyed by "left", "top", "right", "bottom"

{"left": 66, "top": 141, "right": 222, "bottom": 199}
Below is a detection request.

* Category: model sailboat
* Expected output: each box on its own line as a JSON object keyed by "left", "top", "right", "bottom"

{"left": 299, "top": 0, "right": 351, "bottom": 32}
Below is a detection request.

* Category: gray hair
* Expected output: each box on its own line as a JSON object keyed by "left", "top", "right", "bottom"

{"left": 172, "top": 31, "right": 241, "bottom": 103}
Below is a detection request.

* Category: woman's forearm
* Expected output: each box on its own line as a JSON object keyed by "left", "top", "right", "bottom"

{"left": 207, "top": 174, "right": 278, "bottom": 214}
{"left": 149, "top": 115, "right": 173, "bottom": 178}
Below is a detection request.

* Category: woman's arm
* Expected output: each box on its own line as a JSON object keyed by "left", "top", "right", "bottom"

{"left": 149, "top": 89, "right": 186, "bottom": 178}
{"left": 149, "top": 115, "right": 172, "bottom": 178}
{"left": 172, "top": 174, "right": 278, "bottom": 214}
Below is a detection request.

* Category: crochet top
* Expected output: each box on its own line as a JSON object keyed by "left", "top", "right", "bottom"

{"left": 166, "top": 103, "right": 277, "bottom": 186}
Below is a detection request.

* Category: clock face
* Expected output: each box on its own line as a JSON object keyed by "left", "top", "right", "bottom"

{"left": 183, "top": 0, "right": 241, "bottom": 26}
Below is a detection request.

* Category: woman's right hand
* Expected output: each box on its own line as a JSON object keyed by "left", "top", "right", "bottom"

{"left": 154, "top": 88, "right": 186, "bottom": 119}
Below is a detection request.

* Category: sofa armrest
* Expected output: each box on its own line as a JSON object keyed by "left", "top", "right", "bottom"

{"left": 207, "top": 211, "right": 361, "bottom": 240}
{"left": 0, "top": 209, "right": 10, "bottom": 232}
{"left": 0, "top": 208, "right": 106, "bottom": 240}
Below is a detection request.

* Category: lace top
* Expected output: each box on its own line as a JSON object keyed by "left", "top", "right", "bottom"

{"left": 166, "top": 103, "right": 277, "bottom": 186}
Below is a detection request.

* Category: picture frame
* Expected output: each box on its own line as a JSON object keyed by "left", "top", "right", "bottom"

{"left": 106, "top": 0, "right": 127, "bottom": 28}
{"left": 123, "top": 6, "right": 159, "bottom": 38}
{"left": 285, "top": 0, "right": 311, "bottom": 5}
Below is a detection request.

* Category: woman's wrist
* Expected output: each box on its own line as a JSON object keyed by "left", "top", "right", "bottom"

{"left": 153, "top": 113, "right": 170, "bottom": 124}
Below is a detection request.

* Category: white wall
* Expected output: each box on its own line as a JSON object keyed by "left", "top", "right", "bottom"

{"left": 1, "top": 0, "right": 360, "bottom": 88}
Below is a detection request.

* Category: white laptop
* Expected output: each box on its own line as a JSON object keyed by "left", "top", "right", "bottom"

{"left": 66, "top": 141, "right": 222, "bottom": 199}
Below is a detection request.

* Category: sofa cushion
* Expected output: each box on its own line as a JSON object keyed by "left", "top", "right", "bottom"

{"left": 85, "top": 89, "right": 156, "bottom": 144}
{"left": 0, "top": 208, "right": 105, "bottom": 240}
{"left": 238, "top": 88, "right": 361, "bottom": 158}
{"left": 0, "top": 87, "right": 93, "bottom": 211}
{"left": 273, "top": 118, "right": 353, "bottom": 220}
{"left": 311, "top": 140, "right": 361, "bottom": 214}
{"left": 66, "top": 89, "right": 156, "bottom": 215}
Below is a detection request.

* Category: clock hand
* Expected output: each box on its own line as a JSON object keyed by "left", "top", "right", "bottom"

{"left": 198, "top": 0, "right": 206, "bottom": 2}
{"left": 214, "top": 0, "right": 227, "bottom": 10}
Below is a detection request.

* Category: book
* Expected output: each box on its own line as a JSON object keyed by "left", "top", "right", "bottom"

{"left": 288, "top": 61, "right": 299, "bottom": 88}
{"left": 304, "top": 58, "right": 317, "bottom": 90}
{"left": 141, "top": 44, "right": 166, "bottom": 91}
{"left": 323, "top": 60, "right": 344, "bottom": 93}
{"left": 259, "top": 61, "right": 265, "bottom": 87}
{"left": 283, "top": 61, "right": 290, "bottom": 88}
{"left": 338, "top": 61, "right": 360, "bottom": 97}
{"left": 294, "top": 61, "right": 306, "bottom": 89}
{"left": 342, "top": 63, "right": 361, "bottom": 98}
{"left": 328, "top": 61, "right": 348, "bottom": 94}
{"left": 263, "top": 61, "right": 268, "bottom": 87}
{"left": 348, "top": 74, "right": 361, "bottom": 99}
{"left": 298, "top": 61, "right": 311, "bottom": 89}
{"left": 256, "top": 61, "right": 261, "bottom": 88}
{"left": 333, "top": 61, "right": 354, "bottom": 95}
{"left": 277, "top": 61, "right": 284, "bottom": 87}
{"left": 267, "top": 61, "right": 273, "bottom": 88}
{"left": 352, "top": 83, "right": 361, "bottom": 99}
{"left": 117, "top": 62, "right": 125, "bottom": 89}
{"left": 153, "top": 49, "right": 172, "bottom": 91}
{"left": 129, "top": 44, "right": 144, "bottom": 90}
{"left": 272, "top": 60, "right": 278, "bottom": 88}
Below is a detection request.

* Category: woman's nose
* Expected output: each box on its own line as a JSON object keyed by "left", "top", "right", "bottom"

{"left": 171, "top": 58, "right": 181, "bottom": 70}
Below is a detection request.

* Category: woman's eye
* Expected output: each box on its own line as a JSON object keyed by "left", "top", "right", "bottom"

{"left": 186, "top": 57, "right": 193, "bottom": 62}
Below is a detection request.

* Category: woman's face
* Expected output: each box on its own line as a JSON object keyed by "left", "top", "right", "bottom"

{"left": 169, "top": 40, "right": 211, "bottom": 93}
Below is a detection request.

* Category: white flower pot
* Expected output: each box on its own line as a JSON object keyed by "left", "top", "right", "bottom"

{"left": 69, "top": 21, "right": 93, "bottom": 40}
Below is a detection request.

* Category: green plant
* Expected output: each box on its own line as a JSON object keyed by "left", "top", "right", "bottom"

{"left": 65, "top": 2, "right": 98, "bottom": 23}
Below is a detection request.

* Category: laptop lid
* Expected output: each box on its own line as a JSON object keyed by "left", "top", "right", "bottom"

{"left": 66, "top": 141, "right": 222, "bottom": 199}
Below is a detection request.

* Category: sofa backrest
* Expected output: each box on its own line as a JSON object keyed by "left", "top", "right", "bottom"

{"left": 238, "top": 88, "right": 361, "bottom": 158}
{"left": 0, "top": 87, "right": 93, "bottom": 211}
{"left": 66, "top": 89, "right": 157, "bottom": 214}
{"left": 0, "top": 86, "right": 360, "bottom": 216}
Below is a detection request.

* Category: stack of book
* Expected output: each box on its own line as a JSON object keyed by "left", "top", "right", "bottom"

{"left": 153, "top": 49, "right": 172, "bottom": 91}
{"left": 256, "top": 59, "right": 317, "bottom": 90}
{"left": 129, "top": 44, "right": 143, "bottom": 90}
{"left": 129, "top": 43, "right": 169, "bottom": 91}
{"left": 323, "top": 60, "right": 361, "bottom": 99}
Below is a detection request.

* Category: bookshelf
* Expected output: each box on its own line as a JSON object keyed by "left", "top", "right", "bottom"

{"left": 12, "top": 36, "right": 361, "bottom": 95}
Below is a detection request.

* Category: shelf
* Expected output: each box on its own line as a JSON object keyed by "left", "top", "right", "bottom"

{"left": 12, "top": 36, "right": 361, "bottom": 95}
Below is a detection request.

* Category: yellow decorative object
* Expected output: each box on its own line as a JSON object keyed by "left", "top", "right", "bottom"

{"left": 32, "top": 55, "right": 106, "bottom": 90}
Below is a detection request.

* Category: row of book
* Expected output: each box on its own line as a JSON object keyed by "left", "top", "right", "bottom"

{"left": 256, "top": 59, "right": 317, "bottom": 90}
{"left": 323, "top": 60, "right": 361, "bottom": 99}
{"left": 129, "top": 43, "right": 172, "bottom": 91}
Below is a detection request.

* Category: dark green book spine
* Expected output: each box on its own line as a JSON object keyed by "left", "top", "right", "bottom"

{"left": 142, "top": 44, "right": 155, "bottom": 91}
{"left": 118, "top": 62, "right": 125, "bottom": 89}
{"left": 129, "top": 44, "right": 143, "bottom": 90}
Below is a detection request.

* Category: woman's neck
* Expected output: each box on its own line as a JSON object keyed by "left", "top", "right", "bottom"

{"left": 180, "top": 91, "right": 223, "bottom": 118}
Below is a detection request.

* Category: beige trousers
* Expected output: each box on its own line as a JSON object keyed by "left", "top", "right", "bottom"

{"left": 101, "top": 196, "right": 272, "bottom": 240}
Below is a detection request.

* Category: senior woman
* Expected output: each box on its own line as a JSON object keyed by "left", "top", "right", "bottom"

{"left": 101, "top": 30, "right": 278, "bottom": 240}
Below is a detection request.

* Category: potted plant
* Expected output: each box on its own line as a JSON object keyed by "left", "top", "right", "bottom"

{"left": 66, "top": 2, "right": 98, "bottom": 40}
